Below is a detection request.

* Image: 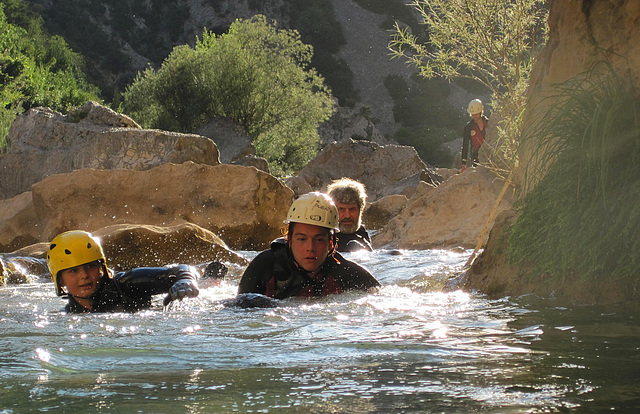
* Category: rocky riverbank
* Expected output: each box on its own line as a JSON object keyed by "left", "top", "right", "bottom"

{"left": 0, "top": 101, "right": 512, "bottom": 285}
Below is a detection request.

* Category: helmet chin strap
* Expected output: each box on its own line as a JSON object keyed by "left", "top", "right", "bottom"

{"left": 292, "top": 258, "right": 314, "bottom": 274}
{"left": 71, "top": 293, "right": 94, "bottom": 300}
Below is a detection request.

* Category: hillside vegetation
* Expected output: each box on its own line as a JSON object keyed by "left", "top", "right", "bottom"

{"left": 0, "top": 4, "right": 100, "bottom": 149}
{"left": 122, "top": 16, "right": 334, "bottom": 176}
{"left": 1, "top": 0, "right": 472, "bottom": 168}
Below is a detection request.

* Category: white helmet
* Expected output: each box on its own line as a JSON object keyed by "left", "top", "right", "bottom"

{"left": 467, "top": 99, "right": 483, "bottom": 115}
{"left": 285, "top": 192, "right": 339, "bottom": 230}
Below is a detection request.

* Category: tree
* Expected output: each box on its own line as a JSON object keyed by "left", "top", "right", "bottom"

{"left": 0, "top": 4, "right": 100, "bottom": 151}
{"left": 121, "top": 15, "right": 334, "bottom": 176}
{"left": 389, "top": 0, "right": 548, "bottom": 174}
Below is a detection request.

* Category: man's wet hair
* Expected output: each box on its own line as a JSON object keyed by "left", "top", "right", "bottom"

{"left": 327, "top": 178, "right": 367, "bottom": 211}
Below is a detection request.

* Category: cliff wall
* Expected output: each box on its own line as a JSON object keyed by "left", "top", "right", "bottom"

{"left": 460, "top": 0, "right": 640, "bottom": 306}
{"left": 517, "top": 0, "right": 640, "bottom": 190}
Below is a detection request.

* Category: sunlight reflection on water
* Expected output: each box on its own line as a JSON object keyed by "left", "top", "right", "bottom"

{"left": 0, "top": 249, "right": 638, "bottom": 412}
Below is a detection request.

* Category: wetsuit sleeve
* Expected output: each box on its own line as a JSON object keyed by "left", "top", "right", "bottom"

{"left": 115, "top": 265, "right": 198, "bottom": 297}
{"left": 358, "top": 227, "right": 373, "bottom": 251}
{"left": 238, "top": 250, "right": 275, "bottom": 295}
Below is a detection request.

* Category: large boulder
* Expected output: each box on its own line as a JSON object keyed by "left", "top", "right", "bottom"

{"left": 0, "top": 192, "right": 40, "bottom": 252}
{"left": 517, "top": 0, "right": 640, "bottom": 190}
{"left": 373, "top": 166, "right": 514, "bottom": 249}
{"left": 0, "top": 101, "right": 220, "bottom": 200}
{"left": 95, "top": 223, "right": 248, "bottom": 271}
{"left": 195, "top": 116, "right": 253, "bottom": 164}
{"left": 362, "top": 194, "right": 408, "bottom": 231}
{"left": 195, "top": 117, "right": 272, "bottom": 173}
{"left": 458, "top": 0, "right": 640, "bottom": 306}
{"left": 0, "top": 162, "right": 293, "bottom": 252}
{"left": 286, "top": 140, "right": 441, "bottom": 202}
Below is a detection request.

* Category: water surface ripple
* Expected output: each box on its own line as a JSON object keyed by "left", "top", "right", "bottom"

{"left": 1, "top": 249, "right": 638, "bottom": 412}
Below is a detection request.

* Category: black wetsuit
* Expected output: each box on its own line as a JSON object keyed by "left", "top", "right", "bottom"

{"left": 238, "top": 238, "right": 380, "bottom": 300}
{"left": 335, "top": 225, "right": 373, "bottom": 252}
{"left": 65, "top": 265, "right": 197, "bottom": 313}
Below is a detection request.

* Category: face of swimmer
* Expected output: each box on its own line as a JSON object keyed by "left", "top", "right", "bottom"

{"left": 289, "top": 222, "right": 333, "bottom": 273}
{"left": 60, "top": 260, "right": 104, "bottom": 307}
{"left": 335, "top": 202, "right": 361, "bottom": 234}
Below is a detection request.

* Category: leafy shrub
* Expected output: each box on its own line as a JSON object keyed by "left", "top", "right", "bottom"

{"left": 121, "top": 15, "right": 334, "bottom": 176}
{"left": 0, "top": 4, "right": 100, "bottom": 150}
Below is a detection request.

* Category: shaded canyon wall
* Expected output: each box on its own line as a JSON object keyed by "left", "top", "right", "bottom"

{"left": 459, "top": 0, "right": 640, "bottom": 305}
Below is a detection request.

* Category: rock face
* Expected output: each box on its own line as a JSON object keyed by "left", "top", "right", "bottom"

{"left": 460, "top": 0, "right": 640, "bottom": 306}
{"left": 332, "top": 0, "right": 414, "bottom": 136}
{"left": 318, "top": 104, "right": 390, "bottom": 146}
{"left": 517, "top": 0, "right": 640, "bottom": 190}
{"left": 0, "top": 162, "right": 293, "bottom": 252}
{"left": 0, "top": 101, "right": 220, "bottom": 199}
{"left": 373, "top": 167, "right": 514, "bottom": 249}
{"left": 286, "top": 140, "right": 440, "bottom": 202}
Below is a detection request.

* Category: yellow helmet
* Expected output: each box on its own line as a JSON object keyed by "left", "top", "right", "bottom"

{"left": 47, "top": 230, "right": 107, "bottom": 296}
{"left": 285, "top": 192, "right": 339, "bottom": 230}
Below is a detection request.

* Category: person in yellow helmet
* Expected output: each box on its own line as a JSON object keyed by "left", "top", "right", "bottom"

{"left": 237, "top": 192, "right": 380, "bottom": 300}
{"left": 461, "top": 99, "right": 489, "bottom": 171}
{"left": 47, "top": 230, "right": 199, "bottom": 313}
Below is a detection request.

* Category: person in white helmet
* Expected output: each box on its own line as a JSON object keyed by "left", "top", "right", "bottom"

{"left": 237, "top": 192, "right": 380, "bottom": 300}
{"left": 461, "top": 99, "right": 489, "bottom": 170}
{"left": 47, "top": 230, "right": 200, "bottom": 313}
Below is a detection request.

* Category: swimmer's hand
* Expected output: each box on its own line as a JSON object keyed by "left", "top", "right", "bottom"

{"left": 223, "top": 293, "right": 278, "bottom": 309}
{"left": 169, "top": 279, "right": 199, "bottom": 301}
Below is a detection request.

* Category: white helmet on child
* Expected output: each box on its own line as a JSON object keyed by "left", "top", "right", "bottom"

{"left": 467, "top": 99, "right": 484, "bottom": 115}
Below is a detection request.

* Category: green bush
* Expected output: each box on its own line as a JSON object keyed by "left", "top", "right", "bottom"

{"left": 508, "top": 69, "right": 640, "bottom": 282}
{"left": 0, "top": 4, "right": 99, "bottom": 150}
{"left": 121, "top": 15, "right": 334, "bottom": 176}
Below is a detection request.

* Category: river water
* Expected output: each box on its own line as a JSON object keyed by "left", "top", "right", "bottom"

{"left": 1, "top": 248, "right": 638, "bottom": 413}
